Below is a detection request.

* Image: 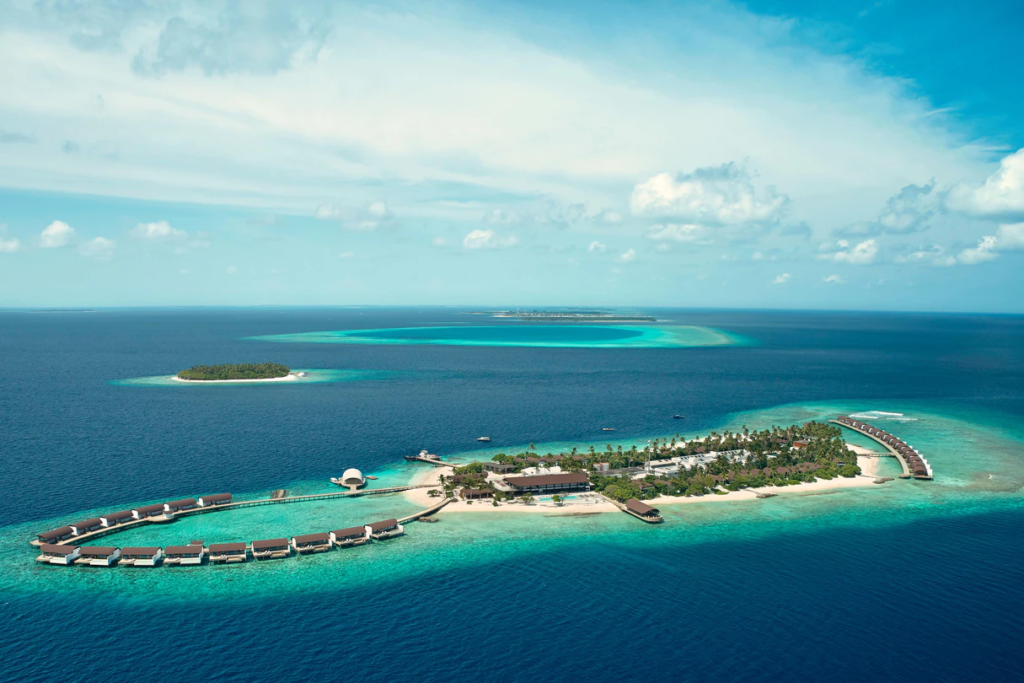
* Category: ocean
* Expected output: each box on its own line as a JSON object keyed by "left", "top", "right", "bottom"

{"left": 1, "top": 308, "right": 1022, "bottom": 682}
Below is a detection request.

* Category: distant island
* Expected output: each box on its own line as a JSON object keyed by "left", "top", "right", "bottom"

{"left": 469, "top": 308, "right": 657, "bottom": 322}
{"left": 176, "top": 363, "right": 292, "bottom": 381}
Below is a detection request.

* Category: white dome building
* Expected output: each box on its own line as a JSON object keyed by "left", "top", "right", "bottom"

{"left": 341, "top": 468, "right": 366, "bottom": 490}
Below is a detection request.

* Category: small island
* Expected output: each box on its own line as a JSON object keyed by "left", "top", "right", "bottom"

{"left": 176, "top": 363, "right": 293, "bottom": 381}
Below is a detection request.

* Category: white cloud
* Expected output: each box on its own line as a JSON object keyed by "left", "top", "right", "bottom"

{"left": 77, "top": 236, "right": 116, "bottom": 260}
{"left": 956, "top": 235, "right": 998, "bottom": 265}
{"left": 130, "top": 220, "right": 187, "bottom": 240}
{"left": 645, "top": 223, "right": 706, "bottom": 243}
{"left": 0, "top": 237, "right": 21, "bottom": 253}
{"left": 0, "top": 3, "right": 991, "bottom": 226}
{"left": 839, "top": 181, "right": 937, "bottom": 237}
{"left": 823, "top": 274, "right": 843, "bottom": 284}
{"left": 996, "top": 222, "right": 1024, "bottom": 250}
{"left": 618, "top": 248, "right": 637, "bottom": 262}
{"left": 820, "top": 238, "right": 879, "bottom": 265}
{"left": 947, "top": 148, "right": 1024, "bottom": 219}
{"left": 316, "top": 200, "right": 394, "bottom": 231}
{"left": 39, "top": 220, "right": 76, "bottom": 248}
{"left": 772, "top": 272, "right": 791, "bottom": 285}
{"left": 587, "top": 241, "right": 606, "bottom": 253}
{"left": 463, "top": 229, "right": 519, "bottom": 250}
{"left": 631, "top": 163, "right": 790, "bottom": 227}
{"left": 432, "top": 237, "right": 447, "bottom": 247}
{"left": 226, "top": 266, "right": 238, "bottom": 274}
{"left": 895, "top": 245, "right": 956, "bottom": 266}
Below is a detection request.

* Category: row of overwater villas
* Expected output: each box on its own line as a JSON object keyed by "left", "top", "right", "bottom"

{"left": 836, "top": 416, "right": 933, "bottom": 479}
{"left": 35, "top": 519, "right": 405, "bottom": 566}
{"left": 35, "top": 494, "right": 233, "bottom": 545}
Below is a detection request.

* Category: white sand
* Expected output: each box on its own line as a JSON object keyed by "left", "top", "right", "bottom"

{"left": 171, "top": 372, "right": 303, "bottom": 384}
{"left": 406, "top": 448, "right": 889, "bottom": 517}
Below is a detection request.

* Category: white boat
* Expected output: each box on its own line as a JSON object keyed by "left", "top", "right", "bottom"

{"left": 477, "top": 437, "right": 491, "bottom": 442}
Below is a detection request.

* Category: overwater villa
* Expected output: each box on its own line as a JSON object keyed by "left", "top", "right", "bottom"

{"left": 625, "top": 498, "right": 664, "bottom": 523}
{"left": 78, "top": 546, "right": 121, "bottom": 567}
{"left": 69, "top": 518, "right": 103, "bottom": 535}
{"left": 291, "top": 533, "right": 332, "bottom": 554}
{"left": 365, "top": 519, "right": 404, "bottom": 540}
{"left": 251, "top": 538, "right": 291, "bottom": 560}
{"left": 132, "top": 504, "right": 166, "bottom": 520}
{"left": 209, "top": 542, "right": 248, "bottom": 563}
{"left": 164, "top": 498, "right": 197, "bottom": 513}
{"left": 120, "top": 547, "right": 163, "bottom": 566}
{"left": 164, "top": 544, "right": 206, "bottom": 565}
{"left": 330, "top": 526, "right": 370, "bottom": 548}
{"left": 100, "top": 510, "right": 133, "bottom": 527}
{"left": 37, "top": 544, "right": 80, "bottom": 565}
{"left": 500, "top": 472, "right": 591, "bottom": 496}
{"left": 197, "top": 493, "right": 231, "bottom": 507}
{"left": 37, "top": 526, "right": 74, "bottom": 544}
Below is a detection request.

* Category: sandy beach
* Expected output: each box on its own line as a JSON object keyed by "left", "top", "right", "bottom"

{"left": 171, "top": 372, "right": 304, "bottom": 384}
{"left": 405, "top": 444, "right": 889, "bottom": 517}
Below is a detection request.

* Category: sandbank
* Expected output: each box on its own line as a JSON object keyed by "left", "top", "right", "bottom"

{"left": 171, "top": 372, "right": 303, "bottom": 384}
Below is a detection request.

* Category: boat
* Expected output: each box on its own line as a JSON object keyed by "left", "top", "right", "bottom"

{"left": 673, "top": 415, "right": 686, "bottom": 419}
{"left": 366, "top": 475, "right": 378, "bottom": 480}
{"left": 602, "top": 428, "right": 615, "bottom": 431}
{"left": 477, "top": 437, "right": 491, "bottom": 442}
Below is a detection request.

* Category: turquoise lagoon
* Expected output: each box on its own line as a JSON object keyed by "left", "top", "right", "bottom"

{"left": 110, "top": 368, "right": 394, "bottom": 387}
{"left": 247, "top": 324, "right": 747, "bottom": 348}
{"left": 3, "top": 399, "right": 1021, "bottom": 603}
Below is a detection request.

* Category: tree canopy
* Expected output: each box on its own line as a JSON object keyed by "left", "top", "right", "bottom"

{"left": 177, "top": 362, "right": 290, "bottom": 380}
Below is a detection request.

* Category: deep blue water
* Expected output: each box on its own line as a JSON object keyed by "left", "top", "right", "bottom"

{"left": 1, "top": 308, "right": 1023, "bottom": 682}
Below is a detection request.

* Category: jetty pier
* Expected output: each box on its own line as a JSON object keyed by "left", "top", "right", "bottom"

{"left": 832, "top": 416, "right": 933, "bottom": 479}
{"left": 29, "top": 487, "right": 453, "bottom": 569}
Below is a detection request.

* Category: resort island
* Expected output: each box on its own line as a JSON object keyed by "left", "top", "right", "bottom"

{"left": 404, "top": 419, "right": 921, "bottom": 518}
{"left": 28, "top": 416, "right": 929, "bottom": 569}
{"left": 175, "top": 362, "right": 301, "bottom": 383}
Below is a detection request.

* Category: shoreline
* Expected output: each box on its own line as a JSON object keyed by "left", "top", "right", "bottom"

{"left": 171, "top": 372, "right": 303, "bottom": 384}
{"left": 403, "top": 444, "right": 888, "bottom": 516}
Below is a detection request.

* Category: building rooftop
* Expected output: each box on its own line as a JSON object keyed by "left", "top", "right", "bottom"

{"left": 504, "top": 472, "right": 589, "bottom": 487}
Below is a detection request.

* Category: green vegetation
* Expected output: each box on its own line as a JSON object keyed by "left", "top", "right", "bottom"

{"left": 453, "top": 461, "right": 485, "bottom": 475}
{"left": 177, "top": 362, "right": 290, "bottom": 381}
{"left": 491, "top": 421, "right": 861, "bottom": 503}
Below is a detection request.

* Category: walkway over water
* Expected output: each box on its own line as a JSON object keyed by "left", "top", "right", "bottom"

{"left": 30, "top": 484, "right": 430, "bottom": 548}
{"left": 831, "top": 417, "right": 933, "bottom": 480}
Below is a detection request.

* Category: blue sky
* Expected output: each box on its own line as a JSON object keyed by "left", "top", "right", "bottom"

{"left": 0, "top": 0, "right": 1022, "bottom": 311}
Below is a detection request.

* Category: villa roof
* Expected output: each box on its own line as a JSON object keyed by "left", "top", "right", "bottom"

{"left": 504, "top": 472, "right": 589, "bottom": 488}
{"left": 79, "top": 546, "right": 117, "bottom": 557}
{"left": 292, "top": 533, "right": 330, "bottom": 544}
{"left": 166, "top": 498, "right": 196, "bottom": 508}
{"left": 367, "top": 519, "right": 399, "bottom": 532}
{"left": 101, "top": 511, "right": 133, "bottom": 521}
{"left": 201, "top": 493, "right": 232, "bottom": 502}
{"left": 72, "top": 518, "right": 102, "bottom": 529}
{"left": 40, "top": 544, "right": 78, "bottom": 555}
{"left": 625, "top": 499, "right": 659, "bottom": 516}
{"left": 332, "top": 526, "right": 366, "bottom": 538}
{"left": 252, "top": 538, "right": 289, "bottom": 550}
{"left": 165, "top": 545, "right": 203, "bottom": 555}
{"left": 121, "top": 547, "right": 160, "bottom": 556}
{"left": 38, "top": 527, "right": 73, "bottom": 540}
{"left": 209, "top": 543, "right": 246, "bottom": 553}
{"left": 134, "top": 504, "right": 165, "bottom": 514}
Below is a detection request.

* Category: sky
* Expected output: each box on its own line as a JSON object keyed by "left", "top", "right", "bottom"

{"left": 0, "top": 0, "right": 1023, "bottom": 311}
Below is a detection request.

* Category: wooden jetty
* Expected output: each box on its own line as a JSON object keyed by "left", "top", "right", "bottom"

{"left": 29, "top": 484, "right": 430, "bottom": 548}
{"left": 601, "top": 495, "right": 664, "bottom": 524}
{"left": 831, "top": 417, "right": 933, "bottom": 480}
